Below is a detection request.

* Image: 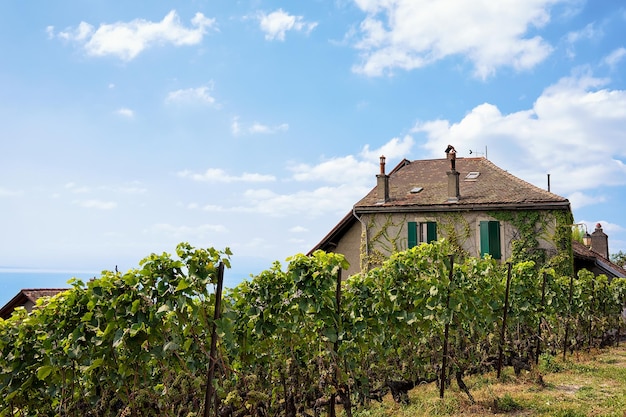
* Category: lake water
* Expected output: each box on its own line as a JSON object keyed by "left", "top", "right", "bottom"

{"left": 0, "top": 269, "right": 249, "bottom": 309}
{"left": 0, "top": 271, "right": 98, "bottom": 307}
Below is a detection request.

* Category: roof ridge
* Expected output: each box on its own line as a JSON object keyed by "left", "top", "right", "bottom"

{"left": 478, "top": 158, "right": 566, "bottom": 201}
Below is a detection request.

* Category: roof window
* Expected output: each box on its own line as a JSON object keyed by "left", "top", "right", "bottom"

{"left": 410, "top": 187, "right": 423, "bottom": 194}
{"left": 465, "top": 172, "right": 480, "bottom": 181}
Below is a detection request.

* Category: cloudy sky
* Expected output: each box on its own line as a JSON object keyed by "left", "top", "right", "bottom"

{"left": 1, "top": 1, "right": 626, "bottom": 301}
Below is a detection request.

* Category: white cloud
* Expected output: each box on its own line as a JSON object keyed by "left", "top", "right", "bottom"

{"left": 565, "top": 22, "right": 600, "bottom": 44}
{"left": 0, "top": 187, "right": 22, "bottom": 197}
{"left": 75, "top": 199, "right": 117, "bottom": 210}
{"left": 177, "top": 168, "right": 276, "bottom": 183}
{"left": 65, "top": 182, "right": 146, "bottom": 195}
{"left": 166, "top": 84, "right": 217, "bottom": 106}
{"left": 603, "top": 47, "right": 626, "bottom": 69}
{"left": 289, "top": 226, "right": 309, "bottom": 233}
{"left": 240, "top": 184, "right": 371, "bottom": 217}
{"left": 258, "top": 9, "right": 318, "bottom": 41}
{"left": 249, "top": 122, "right": 289, "bottom": 134}
{"left": 289, "top": 155, "right": 376, "bottom": 185}
{"left": 56, "top": 21, "right": 94, "bottom": 42}
{"left": 108, "top": 184, "right": 147, "bottom": 194}
{"left": 66, "top": 183, "right": 91, "bottom": 193}
{"left": 413, "top": 72, "right": 626, "bottom": 198}
{"left": 178, "top": 135, "right": 417, "bottom": 221}
{"left": 231, "top": 118, "right": 289, "bottom": 136}
{"left": 231, "top": 117, "right": 242, "bottom": 136}
{"left": 567, "top": 191, "right": 607, "bottom": 210}
{"left": 289, "top": 135, "right": 414, "bottom": 185}
{"left": 200, "top": 204, "right": 227, "bottom": 212}
{"left": 53, "top": 10, "right": 217, "bottom": 60}
{"left": 565, "top": 23, "right": 601, "bottom": 58}
{"left": 359, "top": 135, "right": 414, "bottom": 162}
{"left": 351, "top": 0, "right": 566, "bottom": 78}
{"left": 146, "top": 223, "right": 227, "bottom": 238}
{"left": 115, "top": 108, "right": 134, "bottom": 118}
{"left": 576, "top": 220, "right": 624, "bottom": 237}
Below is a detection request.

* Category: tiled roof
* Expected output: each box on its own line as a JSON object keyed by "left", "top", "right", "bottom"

{"left": 21, "top": 288, "right": 67, "bottom": 303}
{"left": 0, "top": 288, "right": 67, "bottom": 320}
{"left": 355, "top": 157, "right": 569, "bottom": 210}
{"left": 572, "top": 241, "right": 626, "bottom": 278}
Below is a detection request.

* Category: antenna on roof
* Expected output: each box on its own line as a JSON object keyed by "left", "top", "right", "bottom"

{"left": 469, "top": 146, "right": 488, "bottom": 159}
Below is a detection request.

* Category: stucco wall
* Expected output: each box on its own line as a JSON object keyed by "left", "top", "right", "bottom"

{"left": 357, "top": 209, "right": 562, "bottom": 271}
{"left": 329, "top": 218, "right": 363, "bottom": 278}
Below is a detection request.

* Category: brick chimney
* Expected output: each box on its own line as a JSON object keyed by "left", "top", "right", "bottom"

{"left": 590, "top": 223, "right": 609, "bottom": 259}
{"left": 445, "top": 145, "right": 460, "bottom": 203}
{"left": 376, "top": 155, "right": 390, "bottom": 203}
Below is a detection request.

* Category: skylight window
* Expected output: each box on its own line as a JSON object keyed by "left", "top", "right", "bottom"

{"left": 410, "top": 187, "right": 423, "bottom": 194}
{"left": 465, "top": 172, "right": 480, "bottom": 181}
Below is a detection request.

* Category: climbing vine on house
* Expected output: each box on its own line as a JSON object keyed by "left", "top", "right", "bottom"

{"left": 359, "top": 212, "right": 472, "bottom": 273}
{"left": 432, "top": 212, "right": 472, "bottom": 257}
{"left": 488, "top": 209, "right": 574, "bottom": 276}
{"left": 360, "top": 213, "right": 408, "bottom": 271}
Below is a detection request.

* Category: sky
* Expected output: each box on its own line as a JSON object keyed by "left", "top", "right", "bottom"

{"left": 1, "top": 0, "right": 626, "bottom": 305}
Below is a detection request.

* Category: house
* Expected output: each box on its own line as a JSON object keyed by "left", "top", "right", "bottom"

{"left": 310, "top": 146, "right": 574, "bottom": 277}
{"left": 0, "top": 288, "right": 67, "bottom": 320}
{"left": 573, "top": 223, "right": 626, "bottom": 279}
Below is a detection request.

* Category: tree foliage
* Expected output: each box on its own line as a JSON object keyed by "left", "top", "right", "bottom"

{"left": 611, "top": 250, "right": 626, "bottom": 268}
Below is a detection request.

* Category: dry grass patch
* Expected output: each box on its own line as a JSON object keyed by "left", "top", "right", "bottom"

{"left": 349, "top": 345, "right": 626, "bottom": 417}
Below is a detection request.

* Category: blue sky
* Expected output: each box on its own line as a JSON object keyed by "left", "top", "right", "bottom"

{"left": 1, "top": 0, "right": 626, "bottom": 304}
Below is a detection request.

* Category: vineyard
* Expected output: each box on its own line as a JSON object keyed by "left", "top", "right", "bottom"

{"left": 1, "top": 240, "right": 625, "bottom": 417}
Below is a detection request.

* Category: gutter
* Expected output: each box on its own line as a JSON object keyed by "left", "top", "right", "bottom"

{"left": 596, "top": 258, "right": 626, "bottom": 279}
{"left": 352, "top": 206, "right": 368, "bottom": 259}
{"left": 354, "top": 201, "right": 571, "bottom": 215}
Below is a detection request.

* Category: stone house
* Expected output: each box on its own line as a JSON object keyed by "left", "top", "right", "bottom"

{"left": 573, "top": 223, "right": 626, "bottom": 279}
{"left": 310, "top": 146, "right": 573, "bottom": 277}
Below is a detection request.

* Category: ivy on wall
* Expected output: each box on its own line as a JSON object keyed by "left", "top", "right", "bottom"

{"left": 360, "top": 213, "right": 408, "bottom": 271}
{"left": 432, "top": 212, "right": 471, "bottom": 258}
{"left": 359, "top": 208, "right": 574, "bottom": 277}
{"left": 360, "top": 212, "right": 471, "bottom": 271}
{"left": 488, "top": 210, "right": 548, "bottom": 267}
{"left": 550, "top": 209, "right": 575, "bottom": 277}
{"left": 487, "top": 209, "right": 573, "bottom": 277}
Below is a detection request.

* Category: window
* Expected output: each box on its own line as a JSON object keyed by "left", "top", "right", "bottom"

{"left": 480, "top": 220, "right": 501, "bottom": 259}
{"left": 408, "top": 221, "right": 437, "bottom": 248}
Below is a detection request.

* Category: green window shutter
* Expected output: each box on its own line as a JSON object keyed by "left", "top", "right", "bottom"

{"left": 426, "top": 222, "right": 437, "bottom": 243}
{"left": 489, "top": 221, "right": 501, "bottom": 259}
{"left": 408, "top": 221, "right": 417, "bottom": 248}
{"left": 480, "top": 221, "right": 490, "bottom": 258}
{"left": 480, "top": 221, "right": 501, "bottom": 259}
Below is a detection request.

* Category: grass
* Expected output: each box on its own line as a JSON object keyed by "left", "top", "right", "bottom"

{"left": 346, "top": 345, "right": 626, "bottom": 417}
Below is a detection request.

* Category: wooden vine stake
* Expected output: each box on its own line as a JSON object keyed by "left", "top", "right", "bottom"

{"left": 497, "top": 262, "right": 512, "bottom": 379}
{"left": 535, "top": 272, "right": 547, "bottom": 364}
{"left": 563, "top": 273, "right": 575, "bottom": 361}
{"left": 203, "top": 262, "right": 225, "bottom": 417}
{"left": 329, "top": 268, "right": 341, "bottom": 417}
{"left": 440, "top": 254, "right": 454, "bottom": 399}
{"left": 587, "top": 279, "right": 595, "bottom": 352}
